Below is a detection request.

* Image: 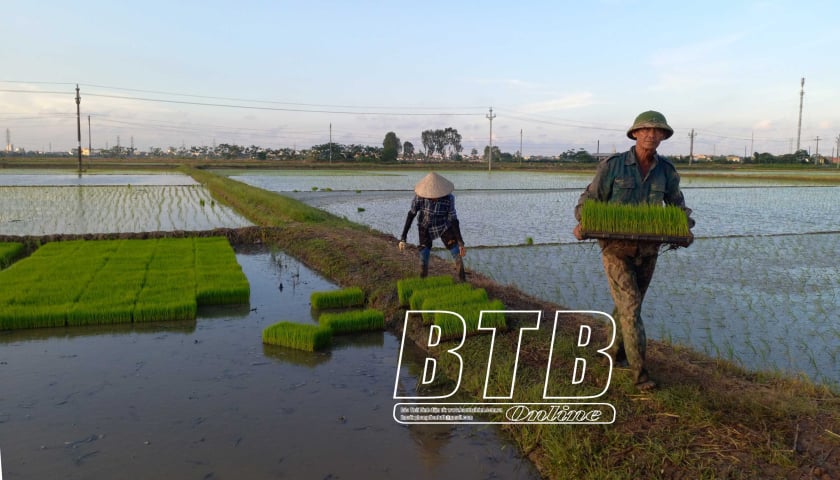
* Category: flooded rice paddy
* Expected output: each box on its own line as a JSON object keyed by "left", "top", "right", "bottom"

{"left": 228, "top": 169, "right": 840, "bottom": 388}
{"left": 0, "top": 172, "right": 251, "bottom": 235}
{"left": 0, "top": 171, "right": 538, "bottom": 479}
{"left": 1, "top": 168, "right": 838, "bottom": 477}
{"left": 1, "top": 248, "right": 537, "bottom": 479}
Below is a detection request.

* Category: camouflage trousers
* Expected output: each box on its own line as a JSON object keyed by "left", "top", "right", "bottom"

{"left": 599, "top": 240, "right": 659, "bottom": 383}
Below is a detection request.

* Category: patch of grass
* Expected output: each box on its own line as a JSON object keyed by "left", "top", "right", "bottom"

{"left": 0, "top": 242, "right": 25, "bottom": 269}
{"left": 311, "top": 287, "right": 365, "bottom": 309}
{"left": 318, "top": 309, "right": 385, "bottom": 334}
{"left": 262, "top": 321, "right": 332, "bottom": 351}
{"left": 183, "top": 166, "right": 343, "bottom": 225}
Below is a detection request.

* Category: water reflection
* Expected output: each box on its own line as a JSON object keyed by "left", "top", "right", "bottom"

{"left": 0, "top": 249, "right": 538, "bottom": 479}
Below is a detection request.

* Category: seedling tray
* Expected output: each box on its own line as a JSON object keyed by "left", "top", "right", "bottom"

{"left": 580, "top": 230, "right": 693, "bottom": 247}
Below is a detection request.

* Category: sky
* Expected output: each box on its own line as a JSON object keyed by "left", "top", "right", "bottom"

{"left": 2, "top": 0, "right": 840, "bottom": 158}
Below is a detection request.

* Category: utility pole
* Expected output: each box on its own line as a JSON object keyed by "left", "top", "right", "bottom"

{"left": 814, "top": 136, "right": 821, "bottom": 164}
{"left": 88, "top": 115, "right": 91, "bottom": 156}
{"left": 796, "top": 77, "right": 805, "bottom": 153}
{"left": 75, "top": 84, "right": 82, "bottom": 173}
{"left": 486, "top": 107, "right": 496, "bottom": 172}
{"left": 688, "top": 128, "right": 696, "bottom": 165}
{"left": 329, "top": 123, "right": 332, "bottom": 164}
{"left": 835, "top": 134, "right": 840, "bottom": 168}
{"left": 519, "top": 128, "right": 523, "bottom": 165}
{"left": 750, "top": 131, "right": 754, "bottom": 162}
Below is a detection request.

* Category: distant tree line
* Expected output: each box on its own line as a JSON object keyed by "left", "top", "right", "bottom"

{"left": 1, "top": 132, "right": 832, "bottom": 166}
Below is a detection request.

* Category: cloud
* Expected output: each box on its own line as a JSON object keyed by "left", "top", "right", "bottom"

{"left": 519, "top": 93, "right": 596, "bottom": 114}
{"left": 646, "top": 35, "right": 742, "bottom": 93}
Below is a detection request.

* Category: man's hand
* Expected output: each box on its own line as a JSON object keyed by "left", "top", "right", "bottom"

{"left": 458, "top": 245, "right": 466, "bottom": 257}
{"left": 573, "top": 224, "right": 584, "bottom": 241}
{"left": 398, "top": 241, "right": 406, "bottom": 252}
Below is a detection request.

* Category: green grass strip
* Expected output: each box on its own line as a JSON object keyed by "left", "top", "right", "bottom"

{"left": 396, "top": 275, "right": 454, "bottom": 306}
{"left": 262, "top": 321, "right": 332, "bottom": 351}
{"left": 0, "top": 242, "right": 25, "bottom": 269}
{"left": 183, "top": 166, "right": 340, "bottom": 225}
{"left": 318, "top": 309, "right": 385, "bottom": 334}
{"left": 310, "top": 287, "right": 365, "bottom": 309}
{"left": 580, "top": 200, "right": 690, "bottom": 237}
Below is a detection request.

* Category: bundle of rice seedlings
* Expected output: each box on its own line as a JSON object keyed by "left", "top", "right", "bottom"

{"left": 67, "top": 301, "right": 134, "bottom": 326}
{"left": 0, "top": 304, "right": 68, "bottom": 330}
{"left": 396, "top": 275, "right": 454, "bottom": 306}
{"left": 195, "top": 280, "right": 251, "bottom": 305}
{"left": 433, "top": 299, "right": 506, "bottom": 341}
{"left": 310, "top": 287, "right": 365, "bottom": 310}
{"left": 0, "top": 242, "right": 25, "bottom": 269}
{"left": 262, "top": 322, "right": 332, "bottom": 351}
{"left": 318, "top": 309, "right": 385, "bottom": 334}
{"left": 579, "top": 200, "right": 691, "bottom": 240}
{"left": 408, "top": 283, "right": 475, "bottom": 310}
{"left": 194, "top": 237, "right": 249, "bottom": 305}
{"left": 420, "top": 288, "right": 489, "bottom": 324}
{"left": 133, "top": 296, "right": 197, "bottom": 323}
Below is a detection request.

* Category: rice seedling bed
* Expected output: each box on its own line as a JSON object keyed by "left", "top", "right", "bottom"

{"left": 0, "top": 237, "right": 249, "bottom": 330}
{"left": 579, "top": 200, "right": 692, "bottom": 245}
{"left": 310, "top": 286, "right": 365, "bottom": 310}
{"left": 318, "top": 309, "right": 385, "bottom": 334}
{"left": 262, "top": 321, "right": 332, "bottom": 351}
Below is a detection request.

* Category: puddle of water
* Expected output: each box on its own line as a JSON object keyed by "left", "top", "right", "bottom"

{"left": 0, "top": 248, "right": 539, "bottom": 480}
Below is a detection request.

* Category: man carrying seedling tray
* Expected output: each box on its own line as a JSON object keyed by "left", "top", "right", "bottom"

{"left": 573, "top": 110, "right": 695, "bottom": 391}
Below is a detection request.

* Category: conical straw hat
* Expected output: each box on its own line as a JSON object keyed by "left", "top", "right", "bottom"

{"left": 414, "top": 172, "right": 454, "bottom": 198}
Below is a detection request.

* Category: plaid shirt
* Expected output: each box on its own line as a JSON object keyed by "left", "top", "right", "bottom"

{"left": 408, "top": 194, "right": 458, "bottom": 239}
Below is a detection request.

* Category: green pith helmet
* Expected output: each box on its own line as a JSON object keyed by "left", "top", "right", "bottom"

{"left": 626, "top": 110, "right": 674, "bottom": 140}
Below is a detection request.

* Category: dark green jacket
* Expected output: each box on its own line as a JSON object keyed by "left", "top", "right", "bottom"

{"left": 574, "top": 147, "right": 694, "bottom": 228}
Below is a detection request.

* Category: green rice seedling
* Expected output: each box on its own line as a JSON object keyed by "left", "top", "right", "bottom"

{"left": 579, "top": 200, "right": 690, "bottom": 239}
{"left": 0, "top": 304, "right": 69, "bottom": 330}
{"left": 318, "top": 309, "right": 385, "bottom": 334}
{"left": 68, "top": 300, "right": 135, "bottom": 326}
{"left": 196, "top": 279, "right": 250, "bottom": 305}
{"left": 433, "top": 299, "right": 506, "bottom": 341}
{"left": 420, "top": 288, "right": 490, "bottom": 324}
{"left": 408, "top": 283, "right": 476, "bottom": 310}
{"left": 310, "top": 287, "right": 365, "bottom": 310}
{"left": 396, "top": 275, "right": 454, "bottom": 306}
{"left": 0, "top": 237, "right": 248, "bottom": 330}
{"left": 134, "top": 284, "right": 198, "bottom": 322}
{"left": 262, "top": 321, "right": 332, "bottom": 351}
{"left": 0, "top": 242, "right": 25, "bottom": 269}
